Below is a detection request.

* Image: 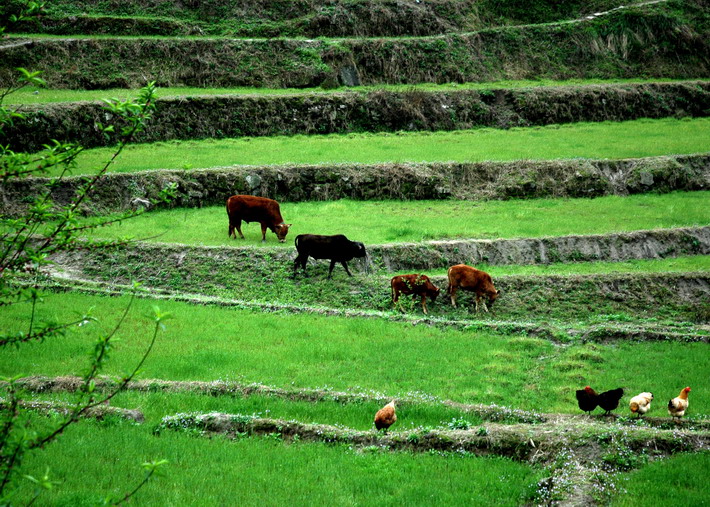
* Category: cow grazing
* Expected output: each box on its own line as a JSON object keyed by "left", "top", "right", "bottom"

{"left": 391, "top": 274, "right": 440, "bottom": 315}
{"left": 293, "top": 234, "right": 367, "bottom": 279}
{"left": 226, "top": 195, "right": 292, "bottom": 243}
{"left": 447, "top": 264, "right": 500, "bottom": 312}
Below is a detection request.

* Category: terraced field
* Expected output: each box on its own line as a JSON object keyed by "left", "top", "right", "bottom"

{"left": 1, "top": 0, "right": 709, "bottom": 505}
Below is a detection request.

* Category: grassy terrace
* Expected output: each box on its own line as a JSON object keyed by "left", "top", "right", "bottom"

{"left": 615, "top": 453, "right": 710, "bottom": 506}
{"left": 20, "top": 390, "right": 478, "bottom": 432}
{"left": 10, "top": 421, "right": 542, "bottom": 506}
{"left": 8, "top": 420, "right": 710, "bottom": 506}
{"left": 78, "top": 193, "right": 710, "bottom": 246}
{"left": 5, "top": 79, "right": 700, "bottom": 104}
{"left": 3, "top": 0, "right": 710, "bottom": 503}
{"left": 60, "top": 118, "right": 710, "bottom": 176}
{"left": 423, "top": 256, "right": 710, "bottom": 278}
{"left": 2, "top": 293, "right": 708, "bottom": 414}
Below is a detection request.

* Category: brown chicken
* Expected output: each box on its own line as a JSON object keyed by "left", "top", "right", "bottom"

{"left": 668, "top": 387, "right": 691, "bottom": 420}
{"left": 374, "top": 401, "right": 397, "bottom": 432}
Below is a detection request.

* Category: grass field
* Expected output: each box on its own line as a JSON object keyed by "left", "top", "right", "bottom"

{"left": 2, "top": 292, "right": 708, "bottom": 414}
{"left": 423, "top": 256, "right": 710, "bottom": 278}
{"left": 613, "top": 453, "right": 710, "bottom": 506}
{"left": 5, "top": 0, "right": 710, "bottom": 503}
{"left": 55, "top": 118, "right": 710, "bottom": 176}
{"left": 21, "top": 390, "right": 482, "bottom": 431}
{"left": 5, "top": 79, "right": 696, "bottom": 104}
{"left": 8, "top": 420, "right": 542, "bottom": 506}
{"left": 77, "top": 192, "right": 710, "bottom": 246}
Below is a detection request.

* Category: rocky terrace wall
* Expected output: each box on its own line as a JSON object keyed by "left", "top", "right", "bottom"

{"left": 2, "top": 155, "right": 708, "bottom": 216}
{"left": 1, "top": 0, "right": 708, "bottom": 90}
{"left": 51, "top": 226, "right": 710, "bottom": 272}
{"left": 3, "top": 81, "right": 710, "bottom": 152}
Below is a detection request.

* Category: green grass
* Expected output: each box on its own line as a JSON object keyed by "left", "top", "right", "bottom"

{"left": 7, "top": 420, "right": 541, "bottom": 506}
{"left": 5, "top": 79, "right": 697, "bottom": 104}
{"left": 79, "top": 193, "right": 710, "bottom": 246}
{"left": 613, "top": 453, "right": 710, "bottom": 506}
{"left": 58, "top": 118, "right": 710, "bottom": 176}
{"left": 50, "top": 246, "right": 709, "bottom": 327}
{"left": 421, "top": 256, "right": 710, "bottom": 278}
{"left": 27, "top": 390, "right": 483, "bottom": 431}
{"left": 1, "top": 292, "right": 708, "bottom": 414}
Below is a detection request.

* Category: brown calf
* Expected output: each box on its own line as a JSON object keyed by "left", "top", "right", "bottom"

{"left": 226, "top": 195, "right": 292, "bottom": 243}
{"left": 391, "top": 274, "right": 440, "bottom": 315}
{"left": 447, "top": 264, "right": 500, "bottom": 313}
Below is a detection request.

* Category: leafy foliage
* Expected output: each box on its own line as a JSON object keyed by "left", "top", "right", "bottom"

{"left": 0, "top": 8, "right": 173, "bottom": 503}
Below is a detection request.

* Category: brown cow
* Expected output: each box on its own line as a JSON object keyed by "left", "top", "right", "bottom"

{"left": 226, "top": 195, "right": 292, "bottom": 243}
{"left": 391, "top": 274, "right": 440, "bottom": 315}
{"left": 447, "top": 264, "right": 500, "bottom": 313}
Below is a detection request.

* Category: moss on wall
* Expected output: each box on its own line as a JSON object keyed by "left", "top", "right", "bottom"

{"left": 3, "top": 82, "right": 709, "bottom": 152}
{"left": 2, "top": 155, "right": 708, "bottom": 216}
{"left": 1, "top": 0, "right": 708, "bottom": 89}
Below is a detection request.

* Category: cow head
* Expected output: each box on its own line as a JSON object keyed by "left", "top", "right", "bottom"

{"left": 487, "top": 289, "right": 501, "bottom": 308}
{"left": 429, "top": 285, "right": 441, "bottom": 303}
{"left": 275, "top": 223, "right": 292, "bottom": 243}
{"left": 353, "top": 242, "right": 367, "bottom": 258}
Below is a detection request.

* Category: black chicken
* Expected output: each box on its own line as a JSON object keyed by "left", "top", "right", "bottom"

{"left": 597, "top": 388, "right": 624, "bottom": 415}
{"left": 575, "top": 386, "right": 598, "bottom": 414}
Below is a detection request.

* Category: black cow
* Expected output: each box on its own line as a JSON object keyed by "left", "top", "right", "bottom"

{"left": 293, "top": 234, "right": 367, "bottom": 279}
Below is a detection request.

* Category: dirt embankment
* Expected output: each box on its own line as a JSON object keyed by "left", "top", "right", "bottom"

{"left": 51, "top": 226, "right": 710, "bottom": 271}
{"left": 153, "top": 413, "right": 710, "bottom": 483}
{"left": 6, "top": 0, "right": 653, "bottom": 38}
{"left": 14, "top": 375, "right": 710, "bottom": 429}
{"left": 46, "top": 229, "right": 710, "bottom": 325}
{"left": 1, "top": 0, "right": 708, "bottom": 91}
{"left": 2, "top": 154, "right": 708, "bottom": 216}
{"left": 0, "top": 397, "right": 144, "bottom": 422}
{"left": 3, "top": 82, "right": 710, "bottom": 152}
{"left": 369, "top": 226, "right": 710, "bottom": 270}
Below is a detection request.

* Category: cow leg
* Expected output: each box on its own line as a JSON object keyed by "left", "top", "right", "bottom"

{"left": 394, "top": 291, "right": 404, "bottom": 312}
{"left": 228, "top": 222, "right": 234, "bottom": 238}
{"left": 421, "top": 295, "right": 428, "bottom": 315}
{"left": 293, "top": 255, "right": 308, "bottom": 277}
{"left": 392, "top": 289, "right": 400, "bottom": 311}
{"left": 235, "top": 220, "right": 245, "bottom": 240}
{"left": 261, "top": 223, "right": 268, "bottom": 243}
{"left": 477, "top": 292, "right": 488, "bottom": 313}
{"left": 449, "top": 286, "right": 458, "bottom": 307}
{"left": 327, "top": 260, "right": 338, "bottom": 279}
{"left": 341, "top": 261, "right": 353, "bottom": 276}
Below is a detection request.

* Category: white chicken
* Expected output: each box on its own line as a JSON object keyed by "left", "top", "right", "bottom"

{"left": 629, "top": 392, "right": 653, "bottom": 418}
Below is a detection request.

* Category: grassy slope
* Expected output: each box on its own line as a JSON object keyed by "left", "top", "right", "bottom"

{"left": 61, "top": 118, "right": 710, "bottom": 176}
{"left": 422, "top": 256, "right": 710, "bottom": 278}
{"left": 5, "top": 79, "right": 697, "bottom": 104}
{"left": 613, "top": 453, "right": 710, "bottom": 506}
{"left": 24, "top": 391, "right": 482, "bottom": 431}
{"left": 79, "top": 193, "right": 710, "bottom": 246}
{"left": 1, "top": 293, "right": 708, "bottom": 414}
{"left": 8, "top": 421, "right": 541, "bottom": 506}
